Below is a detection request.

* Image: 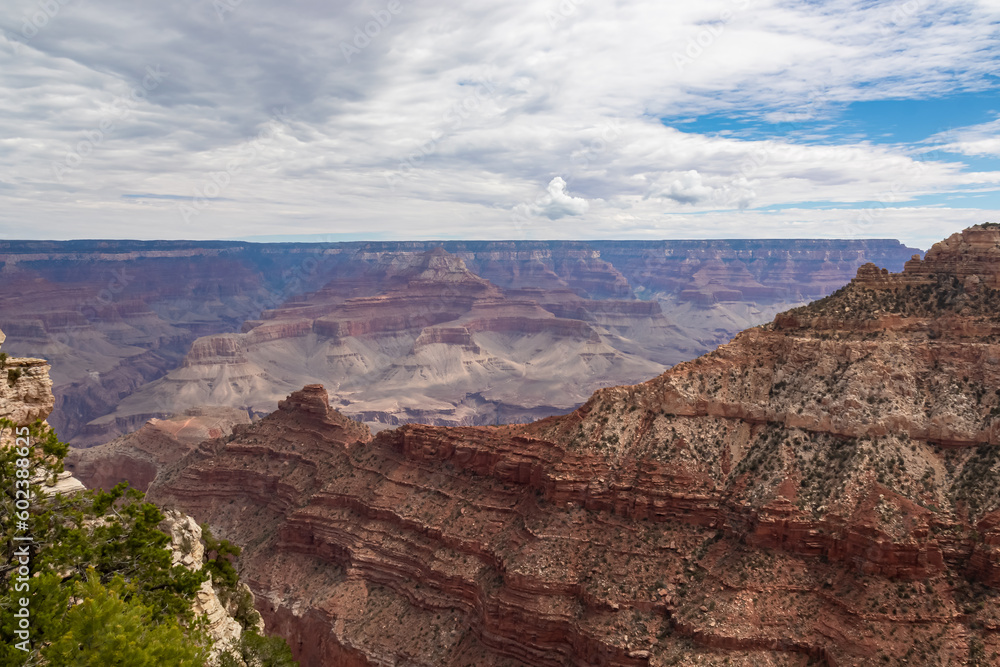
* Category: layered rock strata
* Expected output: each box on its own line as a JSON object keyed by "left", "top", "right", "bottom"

{"left": 0, "top": 238, "right": 918, "bottom": 444}
{"left": 148, "top": 226, "right": 1000, "bottom": 665}
{"left": 0, "top": 328, "right": 54, "bottom": 429}
{"left": 109, "top": 249, "right": 674, "bottom": 433}
{"left": 65, "top": 406, "right": 251, "bottom": 492}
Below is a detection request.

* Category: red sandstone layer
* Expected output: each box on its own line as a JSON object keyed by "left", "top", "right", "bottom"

{"left": 145, "top": 226, "right": 1000, "bottom": 665}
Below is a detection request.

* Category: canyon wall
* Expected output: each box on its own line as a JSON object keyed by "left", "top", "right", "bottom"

{"left": 1, "top": 238, "right": 918, "bottom": 445}
{"left": 0, "top": 241, "right": 340, "bottom": 443}
{"left": 145, "top": 224, "right": 1000, "bottom": 667}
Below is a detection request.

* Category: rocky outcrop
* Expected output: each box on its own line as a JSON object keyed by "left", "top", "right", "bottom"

{"left": 66, "top": 406, "right": 251, "bottom": 492}
{"left": 159, "top": 510, "right": 263, "bottom": 665}
{"left": 147, "top": 227, "right": 1000, "bottom": 666}
{"left": 0, "top": 328, "right": 84, "bottom": 494}
{"left": 0, "top": 327, "right": 54, "bottom": 428}
{"left": 0, "top": 357, "right": 54, "bottom": 428}
{"left": 153, "top": 388, "right": 680, "bottom": 666}
{"left": 1, "top": 327, "right": 54, "bottom": 429}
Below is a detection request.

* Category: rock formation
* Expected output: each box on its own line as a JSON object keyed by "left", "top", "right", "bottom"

{"left": 111, "top": 248, "right": 676, "bottom": 435}
{"left": 145, "top": 225, "right": 1000, "bottom": 665}
{"left": 66, "top": 406, "right": 251, "bottom": 492}
{"left": 159, "top": 510, "right": 250, "bottom": 664}
{"left": 0, "top": 238, "right": 918, "bottom": 445}
{"left": 0, "top": 327, "right": 54, "bottom": 429}
{"left": 1, "top": 325, "right": 277, "bottom": 662}
{"left": 0, "top": 327, "right": 84, "bottom": 494}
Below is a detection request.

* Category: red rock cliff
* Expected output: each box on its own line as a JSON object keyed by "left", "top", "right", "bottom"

{"left": 146, "top": 226, "right": 1000, "bottom": 665}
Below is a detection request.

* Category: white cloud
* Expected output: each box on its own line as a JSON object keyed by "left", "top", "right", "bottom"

{"left": 660, "top": 170, "right": 715, "bottom": 205}
{"left": 513, "top": 176, "right": 590, "bottom": 220}
{"left": 928, "top": 117, "right": 1000, "bottom": 156}
{"left": 0, "top": 0, "right": 997, "bottom": 246}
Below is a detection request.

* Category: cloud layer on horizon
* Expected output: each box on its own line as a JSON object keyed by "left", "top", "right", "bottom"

{"left": 1, "top": 0, "right": 999, "bottom": 248}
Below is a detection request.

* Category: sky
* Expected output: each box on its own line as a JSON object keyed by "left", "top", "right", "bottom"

{"left": 1, "top": 0, "right": 999, "bottom": 249}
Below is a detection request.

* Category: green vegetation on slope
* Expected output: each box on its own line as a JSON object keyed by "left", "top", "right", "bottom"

{"left": 791, "top": 274, "right": 1000, "bottom": 323}
{"left": 0, "top": 419, "right": 296, "bottom": 666}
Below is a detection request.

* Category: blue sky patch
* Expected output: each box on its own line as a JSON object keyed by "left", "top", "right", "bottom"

{"left": 666, "top": 89, "right": 1000, "bottom": 147}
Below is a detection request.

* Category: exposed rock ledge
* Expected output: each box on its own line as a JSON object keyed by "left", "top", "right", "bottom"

{"left": 160, "top": 509, "right": 264, "bottom": 665}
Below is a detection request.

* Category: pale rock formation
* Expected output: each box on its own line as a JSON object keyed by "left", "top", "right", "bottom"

{"left": 44, "top": 471, "right": 86, "bottom": 495}
{"left": 1, "top": 326, "right": 85, "bottom": 494}
{"left": 0, "top": 334, "right": 55, "bottom": 430}
{"left": 160, "top": 509, "right": 250, "bottom": 665}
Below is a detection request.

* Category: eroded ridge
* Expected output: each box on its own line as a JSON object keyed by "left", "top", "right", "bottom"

{"left": 149, "top": 226, "right": 1000, "bottom": 665}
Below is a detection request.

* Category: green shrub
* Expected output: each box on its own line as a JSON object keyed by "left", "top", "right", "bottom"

{"left": 0, "top": 419, "right": 297, "bottom": 665}
{"left": 219, "top": 629, "right": 298, "bottom": 667}
{"left": 41, "top": 573, "right": 209, "bottom": 666}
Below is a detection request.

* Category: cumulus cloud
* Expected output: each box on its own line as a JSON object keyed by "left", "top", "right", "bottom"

{"left": 711, "top": 176, "right": 757, "bottom": 210}
{"left": 513, "top": 176, "right": 590, "bottom": 220}
{"left": 661, "top": 170, "right": 715, "bottom": 205}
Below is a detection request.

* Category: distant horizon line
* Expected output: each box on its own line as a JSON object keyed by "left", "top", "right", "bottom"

{"left": 0, "top": 237, "right": 919, "bottom": 245}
